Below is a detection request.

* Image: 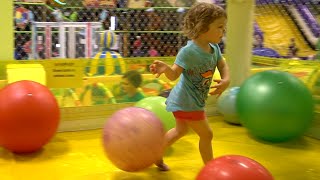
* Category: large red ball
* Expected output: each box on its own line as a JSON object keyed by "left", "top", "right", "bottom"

{"left": 0, "top": 80, "right": 60, "bottom": 153}
{"left": 197, "top": 155, "right": 274, "bottom": 180}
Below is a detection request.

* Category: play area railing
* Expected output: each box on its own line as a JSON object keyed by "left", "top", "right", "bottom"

{"left": 0, "top": 55, "right": 319, "bottom": 138}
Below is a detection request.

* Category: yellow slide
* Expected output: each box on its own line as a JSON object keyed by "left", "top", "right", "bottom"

{"left": 255, "top": 4, "right": 316, "bottom": 57}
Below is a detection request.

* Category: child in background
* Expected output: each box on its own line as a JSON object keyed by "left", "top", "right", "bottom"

{"left": 150, "top": 2, "right": 230, "bottom": 171}
{"left": 120, "top": 70, "right": 145, "bottom": 102}
{"left": 148, "top": 46, "right": 159, "bottom": 57}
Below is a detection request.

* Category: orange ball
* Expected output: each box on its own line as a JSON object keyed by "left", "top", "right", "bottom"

{"left": 0, "top": 80, "right": 60, "bottom": 153}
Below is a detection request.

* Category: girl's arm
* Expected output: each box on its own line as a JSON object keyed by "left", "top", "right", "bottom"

{"left": 150, "top": 60, "right": 184, "bottom": 81}
{"left": 217, "top": 58, "right": 230, "bottom": 83}
{"left": 164, "top": 64, "right": 184, "bottom": 81}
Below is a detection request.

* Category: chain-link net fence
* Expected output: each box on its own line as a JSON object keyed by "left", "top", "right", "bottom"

{"left": 13, "top": 0, "right": 320, "bottom": 60}
{"left": 13, "top": 0, "right": 200, "bottom": 60}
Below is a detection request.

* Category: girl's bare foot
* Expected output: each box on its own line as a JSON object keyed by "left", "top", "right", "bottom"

{"left": 155, "top": 159, "right": 170, "bottom": 171}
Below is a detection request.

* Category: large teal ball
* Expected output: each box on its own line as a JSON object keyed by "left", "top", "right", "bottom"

{"left": 236, "top": 70, "right": 314, "bottom": 142}
{"left": 217, "top": 87, "right": 241, "bottom": 124}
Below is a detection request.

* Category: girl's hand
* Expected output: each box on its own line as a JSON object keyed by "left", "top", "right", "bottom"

{"left": 149, "top": 60, "right": 169, "bottom": 78}
{"left": 209, "top": 79, "right": 230, "bottom": 97}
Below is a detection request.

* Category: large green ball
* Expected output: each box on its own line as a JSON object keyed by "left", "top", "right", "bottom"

{"left": 236, "top": 70, "right": 314, "bottom": 142}
{"left": 135, "top": 96, "right": 176, "bottom": 131}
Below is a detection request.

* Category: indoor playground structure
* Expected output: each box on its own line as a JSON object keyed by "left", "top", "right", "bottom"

{"left": 31, "top": 21, "right": 102, "bottom": 59}
{"left": 0, "top": 0, "right": 320, "bottom": 180}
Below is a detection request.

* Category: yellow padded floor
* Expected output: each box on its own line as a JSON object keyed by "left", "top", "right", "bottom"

{"left": 1, "top": 115, "right": 320, "bottom": 180}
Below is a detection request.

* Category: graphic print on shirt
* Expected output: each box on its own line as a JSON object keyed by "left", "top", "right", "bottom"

{"left": 186, "top": 63, "right": 214, "bottom": 104}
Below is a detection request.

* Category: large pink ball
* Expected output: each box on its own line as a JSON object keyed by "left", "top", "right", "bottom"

{"left": 102, "top": 107, "right": 165, "bottom": 172}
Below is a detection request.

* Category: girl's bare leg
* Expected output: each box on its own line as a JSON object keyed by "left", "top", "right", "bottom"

{"left": 155, "top": 119, "right": 188, "bottom": 171}
{"left": 187, "top": 119, "right": 213, "bottom": 164}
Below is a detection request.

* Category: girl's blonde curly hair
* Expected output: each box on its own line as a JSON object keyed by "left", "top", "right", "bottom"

{"left": 183, "top": 3, "right": 226, "bottom": 39}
